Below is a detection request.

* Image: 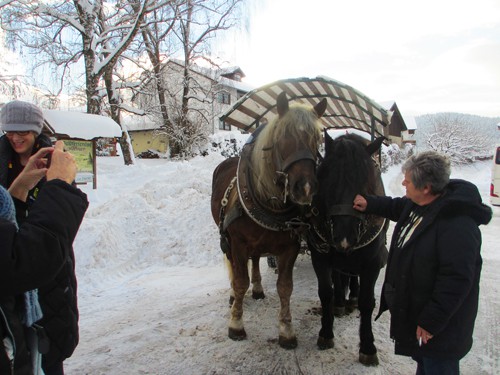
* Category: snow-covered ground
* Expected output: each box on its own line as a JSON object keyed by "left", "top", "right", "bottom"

{"left": 65, "top": 153, "right": 499, "bottom": 374}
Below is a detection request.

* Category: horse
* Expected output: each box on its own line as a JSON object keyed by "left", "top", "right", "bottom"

{"left": 306, "top": 132, "right": 388, "bottom": 365}
{"left": 211, "top": 92, "right": 326, "bottom": 349}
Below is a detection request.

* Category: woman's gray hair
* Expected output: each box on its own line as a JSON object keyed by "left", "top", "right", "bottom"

{"left": 402, "top": 151, "right": 451, "bottom": 194}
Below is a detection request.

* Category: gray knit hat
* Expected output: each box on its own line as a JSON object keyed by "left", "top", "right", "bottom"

{"left": 1, "top": 100, "right": 44, "bottom": 135}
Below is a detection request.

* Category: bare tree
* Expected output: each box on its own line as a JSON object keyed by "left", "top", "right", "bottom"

{"left": 0, "top": 27, "right": 26, "bottom": 100}
{"left": 0, "top": 0, "right": 172, "bottom": 164}
{"left": 420, "top": 113, "right": 493, "bottom": 164}
{"left": 130, "top": 0, "right": 245, "bottom": 157}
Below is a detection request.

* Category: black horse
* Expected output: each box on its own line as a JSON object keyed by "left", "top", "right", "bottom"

{"left": 307, "top": 132, "right": 388, "bottom": 366}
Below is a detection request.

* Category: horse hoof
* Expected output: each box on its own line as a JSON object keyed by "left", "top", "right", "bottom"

{"left": 333, "top": 306, "right": 346, "bottom": 317}
{"left": 228, "top": 327, "right": 247, "bottom": 341}
{"left": 346, "top": 297, "right": 358, "bottom": 313}
{"left": 317, "top": 336, "right": 334, "bottom": 350}
{"left": 252, "top": 291, "right": 265, "bottom": 300}
{"left": 359, "top": 352, "right": 379, "bottom": 366}
{"left": 279, "top": 335, "right": 297, "bottom": 349}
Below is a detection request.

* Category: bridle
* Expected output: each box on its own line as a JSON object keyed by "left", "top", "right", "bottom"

{"left": 310, "top": 202, "right": 386, "bottom": 254}
{"left": 269, "top": 146, "right": 317, "bottom": 204}
{"left": 325, "top": 204, "right": 369, "bottom": 249}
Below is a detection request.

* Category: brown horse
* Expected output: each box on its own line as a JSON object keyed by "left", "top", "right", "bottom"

{"left": 211, "top": 92, "right": 326, "bottom": 348}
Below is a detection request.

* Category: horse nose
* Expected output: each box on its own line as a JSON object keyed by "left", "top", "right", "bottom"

{"left": 303, "top": 181, "right": 315, "bottom": 199}
{"left": 330, "top": 222, "right": 356, "bottom": 251}
{"left": 302, "top": 179, "right": 317, "bottom": 202}
{"left": 332, "top": 235, "right": 352, "bottom": 250}
{"left": 291, "top": 178, "right": 317, "bottom": 205}
{"left": 306, "top": 177, "right": 318, "bottom": 196}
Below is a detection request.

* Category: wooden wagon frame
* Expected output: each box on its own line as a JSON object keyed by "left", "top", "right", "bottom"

{"left": 220, "top": 76, "right": 393, "bottom": 141}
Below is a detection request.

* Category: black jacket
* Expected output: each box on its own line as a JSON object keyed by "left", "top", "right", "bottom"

{"left": 366, "top": 179, "right": 492, "bottom": 360}
{"left": 0, "top": 134, "right": 80, "bottom": 368}
{"left": 0, "top": 180, "right": 88, "bottom": 375}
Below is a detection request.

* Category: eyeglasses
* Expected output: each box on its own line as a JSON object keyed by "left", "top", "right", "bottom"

{"left": 4, "top": 131, "right": 31, "bottom": 137}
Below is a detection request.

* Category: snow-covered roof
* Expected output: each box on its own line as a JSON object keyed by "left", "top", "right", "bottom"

{"left": 43, "top": 110, "right": 122, "bottom": 140}
{"left": 403, "top": 114, "right": 417, "bottom": 130}
{"left": 218, "top": 76, "right": 254, "bottom": 93}
{"left": 167, "top": 59, "right": 252, "bottom": 92}
{"left": 379, "top": 100, "right": 416, "bottom": 129}
{"left": 379, "top": 101, "right": 396, "bottom": 110}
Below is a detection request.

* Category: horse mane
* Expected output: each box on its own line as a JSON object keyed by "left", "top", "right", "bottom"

{"left": 319, "top": 134, "right": 378, "bottom": 202}
{"left": 250, "top": 103, "right": 322, "bottom": 205}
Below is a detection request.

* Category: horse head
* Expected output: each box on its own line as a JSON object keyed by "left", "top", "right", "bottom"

{"left": 315, "top": 132, "right": 385, "bottom": 252}
{"left": 252, "top": 92, "right": 326, "bottom": 207}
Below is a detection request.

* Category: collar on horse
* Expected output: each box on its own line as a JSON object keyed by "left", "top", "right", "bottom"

{"left": 308, "top": 208, "right": 386, "bottom": 254}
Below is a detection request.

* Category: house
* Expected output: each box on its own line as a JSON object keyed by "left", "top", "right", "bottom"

{"left": 401, "top": 114, "right": 417, "bottom": 145}
{"left": 123, "top": 116, "right": 169, "bottom": 157}
{"left": 379, "top": 101, "right": 416, "bottom": 146}
{"left": 124, "top": 59, "right": 254, "bottom": 156}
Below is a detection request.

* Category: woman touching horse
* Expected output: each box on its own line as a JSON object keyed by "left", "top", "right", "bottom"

{"left": 353, "top": 151, "right": 491, "bottom": 374}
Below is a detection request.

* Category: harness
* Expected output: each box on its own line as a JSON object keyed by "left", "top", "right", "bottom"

{"left": 308, "top": 211, "right": 387, "bottom": 254}
{"left": 235, "top": 140, "right": 312, "bottom": 232}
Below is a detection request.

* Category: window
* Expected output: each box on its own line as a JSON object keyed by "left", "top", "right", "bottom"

{"left": 217, "top": 91, "right": 230, "bottom": 105}
{"left": 219, "top": 120, "right": 231, "bottom": 131}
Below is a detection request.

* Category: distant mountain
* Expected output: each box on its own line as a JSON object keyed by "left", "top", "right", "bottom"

{"left": 415, "top": 112, "right": 500, "bottom": 144}
{"left": 416, "top": 112, "right": 500, "bottom": 129}
{"left": 413, "top": 113, "right": 500, "bottom": 161}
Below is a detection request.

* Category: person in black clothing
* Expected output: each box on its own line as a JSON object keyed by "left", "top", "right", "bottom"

{"left": 1, "top": 100, "right": 80, "bottom": 375}
{"left": 353, "top": 151, "right": 492, "bottom": 375}
{"left": 1, "top": 141, "right": 88, "bottom": 375}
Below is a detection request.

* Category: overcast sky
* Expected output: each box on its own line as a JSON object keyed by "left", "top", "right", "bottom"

{"left": 215, "top": 0, "right": 500, "bottom": 117}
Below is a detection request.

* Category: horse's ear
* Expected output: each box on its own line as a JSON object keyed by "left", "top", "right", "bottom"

{"left": 324, "top": 129, "right": 334, "bottom": 155}
{"left": 366, "top": 136, "right": 386, "bottom": 156}
{"left": 276, "top": 92, "right": 289, "bottom": 117}
{"left": 315, "top": 98, "right": 327, "bottom": 118}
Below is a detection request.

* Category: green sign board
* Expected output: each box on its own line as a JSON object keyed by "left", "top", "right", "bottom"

{"left": 63, "top": 139, "right": 95, "bottom": 186}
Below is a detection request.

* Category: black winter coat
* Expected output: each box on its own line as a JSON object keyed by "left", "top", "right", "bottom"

{"left": 0, "top": 180, "right": 88, "bottom": 375}
{"left": 0, "top": 134, "right": 80, "bottom": 368}
{"left": 367, "top": 179, "right": 492, "bottom": 360}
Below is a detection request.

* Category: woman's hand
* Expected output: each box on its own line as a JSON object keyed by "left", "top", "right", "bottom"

{"left": 46, "top": 140, "right": 77, "bottom": 184}
{"left": 416, "top": 325, "right": 434, "bottom": 345}
{"left": 8, "top": 146, "right": 54, "bottom": 201}
{"left": 353, "top": 194, "right": 367, "bottom": 212}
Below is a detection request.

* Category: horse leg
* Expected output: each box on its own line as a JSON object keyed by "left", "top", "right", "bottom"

{"left": 228, "top": 254, "right": 250, "bottom": 341}
{"left": 346, "top": 276, "right": 359, "bottom": 313}
{"left": 311, "top": 251, "right": 335, "bottom": 349}
{"left": 333, "top": 270, "right": 347, "bottom": 317}
{"left": 276, "top": 247, "right": 299, "bottom": 349}
{"left": 250, "top": 256, "right": 265, "bottom": 300}
{"left": 357, "top": 269, "right": 380, "bottom": 366}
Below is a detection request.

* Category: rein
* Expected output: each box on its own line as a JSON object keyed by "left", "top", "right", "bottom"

{"left": 328, "top": 204, "right": 366, "bottom": 220}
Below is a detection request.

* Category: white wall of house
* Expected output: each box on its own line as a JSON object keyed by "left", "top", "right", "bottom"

{"left": 129, "top": 60, "right": 253, "bottom": 149}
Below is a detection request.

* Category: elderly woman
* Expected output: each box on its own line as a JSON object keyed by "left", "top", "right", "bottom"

{"left": 353, "top": 151, "right": 492, "bottom": 375}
